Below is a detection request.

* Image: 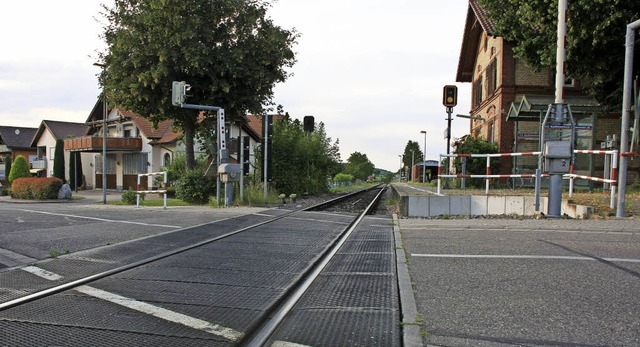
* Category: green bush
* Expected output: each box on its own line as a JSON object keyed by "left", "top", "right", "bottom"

{"left": 11, "top": 177, "right": 63, "bottom": 200}
{"left": 8, "top": 155, "right": 31, "bottom": 184}
{"left": 121, "top": 187, "right": 144, "bottom": 205}
{"left": 53, "top": 139, "right": 66, "bottom": 183}
{"left": 175, "top": 170, "right": 215, "bottom": 204}
{"left": 333, "top": 173, "right": 354, "bottom": 183}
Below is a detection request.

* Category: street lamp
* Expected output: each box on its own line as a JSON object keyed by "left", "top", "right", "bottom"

{"left": 398, "top": 154, "right": 402, "bottom": 180}
{"left": 93, "top": 62, "right": 107, "bottom": 204}
{"left": 420, "top": 130, "right": 427, "bottom": 183}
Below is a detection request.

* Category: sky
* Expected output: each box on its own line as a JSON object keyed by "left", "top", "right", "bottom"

{"left": 0, "top": 0, "right": 472, "bottom": 172}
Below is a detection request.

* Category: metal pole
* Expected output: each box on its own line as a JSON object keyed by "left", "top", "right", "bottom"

{"left": 102, "top": 93, "right": 107, "bottom": 204}
{"left": 547, "top": 0, "right": 568, "bottom": 218}
{"left": 263, "top": 115, "right": 269, "bottom": 200}
{"left": 616, "top": 19, "right": 640, "bottom": 217}
{"left": 239, "top": 132, "right": 244, "bottom": 202}
{"left": 445, "top": 108, "right": 452, "bottom": 189}
{"left": 74, "top": 152, "right": 78, "bottom": 193}
{"left": 419, "top": 130, "right": 426, "bottom": 182}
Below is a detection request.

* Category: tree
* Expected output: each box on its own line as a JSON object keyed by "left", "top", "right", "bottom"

{"left": 263, "top": 115, "right": 341, "bottom": 195}
{"left": 345, "top": 152, "right": 375, "bottom": 181}
{"left": 53, "top": 139, "right": 65, "bottom": 183}
{"left": 478, "top": 0, "right": 640, "bottom": 110}
{"left": 8, "top": 155, "right": 30, "bottom": 184}
{"left": 99, "top": 0, "right": 298, "bottom": 169}
{"left": 453, "top": 136, "right": 499, "bottom": 187}
{"left": 69, "top": 152, "right": 83, "bottom": 190}
{"left": 401, "top": 140, "right": 423, "bottom": 180}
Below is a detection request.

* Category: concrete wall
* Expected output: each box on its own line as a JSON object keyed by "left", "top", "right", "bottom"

{"left": 392, "top": 186, "right": 592, "bottom": 219}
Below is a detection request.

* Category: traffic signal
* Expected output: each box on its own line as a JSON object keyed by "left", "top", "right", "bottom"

{"left": 171, "top": 81, "right": 190, "bottom": 106}
{"left": 303, "top": 115, "right": 315, "bottom": 133}
{"left": 443, "top": 85, "right": 458, "bottom": 107}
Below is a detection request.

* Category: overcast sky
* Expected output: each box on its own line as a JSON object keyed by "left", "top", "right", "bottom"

{"left": 0, "top": 0, "right": 471, "bottom": 172}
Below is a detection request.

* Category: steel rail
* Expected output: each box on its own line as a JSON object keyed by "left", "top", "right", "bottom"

{"left": 0, "top": 187, "right": 383, "bottom": 312}
{"left": 241, "top": 185, "right": 387, "bottom": 346}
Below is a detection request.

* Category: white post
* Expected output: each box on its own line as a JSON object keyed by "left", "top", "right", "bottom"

{"left": 136, "top": 174, "right": 141, "bottom": 209}
{"left": 611, "top": 150, "right": 619, "bottom": 209}
{"left": 437, "top": 155, "right": 442, "bottom": 195}
{"left": 163, "top": 171, "right": 167, "bottom": 210}
{"left": 485, "top": 156, "right": 490, "bottom": 195}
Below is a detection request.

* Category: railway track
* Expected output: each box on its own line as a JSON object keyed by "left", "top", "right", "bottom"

{"left": 0, "top": 185, "right": 399, "bottom": 346}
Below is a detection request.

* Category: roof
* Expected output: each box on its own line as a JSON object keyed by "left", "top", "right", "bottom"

{"left": 506, "top": 95, "right": 602, "bottom": 121}
{"left": 0, "top": 126, "right": 37, "bottom": 149}
{"left": 31, "top": 120, "right": 90, "bottom": 146}
{"left": 245, "top": 114, "right": 283, "bottom": 139}
{"left": 456, "top": 0, "right": 497, "bottom": 82}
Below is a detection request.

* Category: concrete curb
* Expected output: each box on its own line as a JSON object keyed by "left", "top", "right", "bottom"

{"left": 393, "top": 213, "right": 423, "bottom": 347}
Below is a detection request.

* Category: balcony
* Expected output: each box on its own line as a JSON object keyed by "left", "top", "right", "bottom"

{"left": 32, "top": 159, "right": 47, "bottom": 169}
{"left": 64, "top": 136, "right": 142, "bottom": 152}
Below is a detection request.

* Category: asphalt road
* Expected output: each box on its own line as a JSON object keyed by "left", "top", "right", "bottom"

{"left": 399, "top": 218, "right": 640, "bottom": 346}
{"left": 0, "top": 194, "right": 268, "bottom": 265}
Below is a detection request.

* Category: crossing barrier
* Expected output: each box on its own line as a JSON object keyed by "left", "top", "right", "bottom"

{"left": 137, "top": 171, "right": 168, "bottom": 209}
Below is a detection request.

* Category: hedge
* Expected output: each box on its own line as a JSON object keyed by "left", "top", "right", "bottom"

{"left": 11, "top": 177, "right": 64, "bottom": 200}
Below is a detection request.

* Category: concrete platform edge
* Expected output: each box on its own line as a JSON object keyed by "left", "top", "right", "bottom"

{"left": 393, "top": 213, "right": 424, "bottom": 347}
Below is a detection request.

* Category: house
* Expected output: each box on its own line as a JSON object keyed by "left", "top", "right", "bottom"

{"left": 455, "top": 0, "right": 622, "bottom": 181}
{"left": 30, "top": 120, "right": 90, "bottom": 180}
{"left": 0, "top": 126, "right": 37, "bottom": 180}
{"left": 63, "top": 100, "right": 263, "bottom": 191}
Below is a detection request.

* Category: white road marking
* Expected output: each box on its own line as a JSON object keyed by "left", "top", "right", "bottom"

{"left": 19, "top": 209, "right": 180, "bottom": 228}
{"left": 20, "top": 266, "right": 243, "bottom": 341}
{"left": 411, "top": 254, "right": 640, "bottom": 263}
{"left": 22, "top": 266, "right": 63, "bottom": 280}
{"left": 75, "top": 285, "right": 244, "bottom": 342}
{"left": 272, "top": 341, "right": 313, "bottom": 347}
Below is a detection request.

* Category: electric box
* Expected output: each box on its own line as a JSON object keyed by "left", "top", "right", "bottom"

{"left": 544, "top": 141, "right": 572, "bottom": 174}
{"left": 218, "top": 164, "right": 242, "bottom": 183}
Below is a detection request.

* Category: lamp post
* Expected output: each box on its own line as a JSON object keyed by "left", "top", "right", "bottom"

{"left": 93, "top": 62, "right": 107, "bottom": 204}
{"left": 420, "top": 130, "right": 426, "bottom": 183}
{"left": 398, "top": 154, "right": 402, "bottom": 181}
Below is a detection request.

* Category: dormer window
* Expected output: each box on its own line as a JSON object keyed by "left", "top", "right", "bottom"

{"left": 123, "top": 123, "right": 137, "bottom": 138}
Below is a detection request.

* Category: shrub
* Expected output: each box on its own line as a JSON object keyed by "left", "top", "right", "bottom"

{"left": 175, "top": 170, "right": 215, "bottom": 204}
{"left": 333, "top": 173, "right": 354, "bottom": 183}
{"left": 122, "top": 187, "right": 143, "bottom": 205}
{"left": 8, "top": 155, "right": 31, "bottom": 184}
{"left": 53, "top": 139, "right": 65, "bottom": 183}
{"left": 11, "top": 177, "right": 63, "bottom": 200}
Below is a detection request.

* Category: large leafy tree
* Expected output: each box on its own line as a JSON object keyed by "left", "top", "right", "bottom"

{"left": 263, "top": 115, "right": 341, "bottom": 195}
{"left": 345, "top": 152, "right": 375, "bottom": 181}
{"left": 401, "top": 140, "right": 423, "bottom": 179}
{"left": 478, "top": 0, "right": 640, "bottom": 110}
{"left": 99, "top": 0, "right": 298, "bottom": 169}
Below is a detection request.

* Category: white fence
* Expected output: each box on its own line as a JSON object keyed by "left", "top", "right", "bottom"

{"left": 137, "top": 171, "right": 168, "bottom": 209}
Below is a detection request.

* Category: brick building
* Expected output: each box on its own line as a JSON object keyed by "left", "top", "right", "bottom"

{"left": 455, "top": 0, "right": 628, "bottom": 182}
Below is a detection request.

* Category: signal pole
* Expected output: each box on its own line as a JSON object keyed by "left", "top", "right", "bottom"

{"left": 443, "top": 85, "right": 457, "bottom": 189}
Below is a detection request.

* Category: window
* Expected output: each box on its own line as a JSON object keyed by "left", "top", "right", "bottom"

{"left": 107, "top": 125, "right": 117, "bottom": 137}
{"left": 123, "top": 123, "right": 137, "bottom": 138}
{"left": 163, "top": 153, "right": 171, "bottom": 167}
{"left": 50, "top": 147, "right": 55, "bottom": 160}
{"left": 488, "top": 122, "right": 496, "bottom": 144}
{"left": 564, "top": 77, "right": 575, "bottom": 87}
{"left": 472, "top": 78, "right": 483, "bottom": 108}
{"left": 486, "top": 59, "right": 498, "bottom": 96}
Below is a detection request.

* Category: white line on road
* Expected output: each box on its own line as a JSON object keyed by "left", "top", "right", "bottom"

{"left": 411, "top": 254, "right": 640, "bottom": 263}
{"left": 19, "top": 209, "right": 180, "bottom": 228}
{"left": 75, "top": 285, "right": 244, "bottom": 342}
{"left": 22, "top": 266, "right": 63, "bottom": 280}
{"left": 21, "top": 266, "right": 243, "bottom": 341}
